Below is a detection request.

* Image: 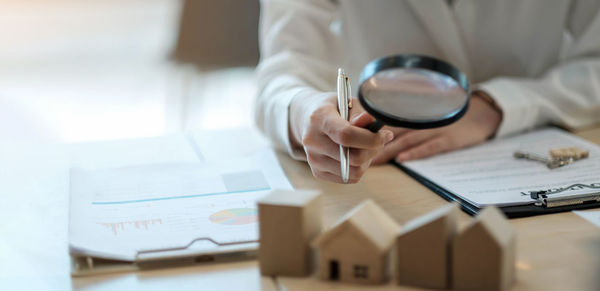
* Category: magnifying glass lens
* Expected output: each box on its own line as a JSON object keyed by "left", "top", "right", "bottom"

{"left": 360, "top": 68, "right": 467, "bottom": 122}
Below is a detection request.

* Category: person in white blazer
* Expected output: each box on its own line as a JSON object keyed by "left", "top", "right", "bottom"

{"left": 255, "top": 0, "right": 600, "bottom": 184}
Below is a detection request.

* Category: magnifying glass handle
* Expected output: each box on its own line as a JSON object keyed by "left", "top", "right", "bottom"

{"left": 367, "top": 119, "right": 385, "bottom": 132}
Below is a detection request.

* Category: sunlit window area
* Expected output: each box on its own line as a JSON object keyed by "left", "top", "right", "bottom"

{"left": 0, "top": 0, "right": 257, "bottom": 143}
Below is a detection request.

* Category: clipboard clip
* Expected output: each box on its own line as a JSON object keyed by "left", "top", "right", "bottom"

{"left": 71, "top": 237, "right": 258, "bottom": 276}
{"left": 529, "top": 183, "right": 600, "bottom": 208}
{"left": 134, "top": 237, "right": 257, "bottom": 269}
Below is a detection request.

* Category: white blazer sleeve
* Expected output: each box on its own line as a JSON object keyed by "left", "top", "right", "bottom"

{"left": 478, "top": 9, "right": 600, "bottom": 138}
{"left": 255, "top": 0, "right": 340, "bottom": 159}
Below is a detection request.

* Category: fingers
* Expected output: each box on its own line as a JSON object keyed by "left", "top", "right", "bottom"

{"left": 303, "top": 127, "right": 392, "bottom": 163}
{"left": 372, "top": 130, "right": 438, "bottom": 164}
{"left": 302, "top": 131, "right": 341, "bottom": 161}
{"left": 300, "top": 96, "right": 395, "bottom": 183}
{"left": 350, "top": 114, "right": 410, "bottom": 137}
{"left": 304, "top": 128, "right": 388, "bottom": 167}
{"left": 321, "top": 112, "right": 392, "bottom": 149}
{"left": 312, "top": 170, "right": 360, "bottom": 184}
{"left": 395, "top": 136, "right": 453, "bottom": 162}
{"left": 306, "top": 152, "right": 368, "bottom": 184}
{"left": 382, "top": 125, "right": 410, "bottom": 138}
{"left": 366, "top": 92, "right": 504, "bottom": 166}
{"left": 371, "top": 148, "right": 397, "bottom": 166}
{"left": 350, "top": 112, "right": 376, "bottom": 128}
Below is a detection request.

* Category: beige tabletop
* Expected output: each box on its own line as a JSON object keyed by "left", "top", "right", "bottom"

{"left": 274, "top": 126, "right": 600, "bottom": 291}
{"left": 1, "top": 127, "right": 599, "bottom": 291}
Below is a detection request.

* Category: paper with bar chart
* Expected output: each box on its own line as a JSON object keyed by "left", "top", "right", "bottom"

{"left": 69, "top": 149, "right": 292, "bottom": 261}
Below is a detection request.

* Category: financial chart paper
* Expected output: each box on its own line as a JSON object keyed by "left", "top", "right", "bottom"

{"left": 69, "top": 149, "right": 292, "bottom": 261}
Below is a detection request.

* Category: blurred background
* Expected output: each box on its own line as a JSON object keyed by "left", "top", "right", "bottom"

{"left": 0, "top": 0, "right": 260, "bottom": 143}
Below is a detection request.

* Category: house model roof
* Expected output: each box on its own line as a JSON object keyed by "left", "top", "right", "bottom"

{"left": 313, "top": 199, "right": 400, "bottom": 252}
{"left": 399, "top": 203, "right": 458, "bottom": 236}
{"left": 464, "top": 206, "right": 514, "bottom": 246}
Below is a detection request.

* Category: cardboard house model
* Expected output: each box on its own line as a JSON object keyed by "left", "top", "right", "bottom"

{"left": 396, "top": 203, "right": 459, "bottom": 289}
{"left": 258, "top": 189, "right": 322, "bottom": 277}
{"left": 312, "top": 199, "right": 399, "bottom": 284}
{"left": 453, "top": 206, "right": 516, "bottom": 291}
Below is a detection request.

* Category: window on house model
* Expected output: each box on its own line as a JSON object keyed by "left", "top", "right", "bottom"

{"left": 353, "top": 265, "right": 368, "bottom": 278}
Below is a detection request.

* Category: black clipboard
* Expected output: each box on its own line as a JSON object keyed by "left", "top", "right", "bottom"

{"left": 394, "top": 162, "right": 600, "bottom": 219}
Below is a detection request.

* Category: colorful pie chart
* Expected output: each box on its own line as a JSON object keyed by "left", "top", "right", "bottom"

{"left": 209, "top": 208, "right": 258, "bottom": 225}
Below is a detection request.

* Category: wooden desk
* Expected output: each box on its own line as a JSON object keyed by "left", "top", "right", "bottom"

{"left": 1, "top": 128, "right": 599, "bottom": 290}
{"left": 274, "top": 127, "right": 600, "bottom": 291}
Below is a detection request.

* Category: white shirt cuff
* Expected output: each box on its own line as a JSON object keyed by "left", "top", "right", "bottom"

{"left": 476, "top": 78, "right": 539, "bottom": 138}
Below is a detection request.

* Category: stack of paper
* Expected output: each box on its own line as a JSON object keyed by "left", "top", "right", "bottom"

{"left": 69, "top": 129, "right": 292, "bottom": 263}
{"left": 402, "top": 128, "right": 600, "bottom": 207}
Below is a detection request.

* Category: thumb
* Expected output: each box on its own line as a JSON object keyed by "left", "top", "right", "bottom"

{"left": 351, "top": 112, "right": 394, "bottom": 143}
{"left": 350, "top": 112, "right": 376, "bottom": 128}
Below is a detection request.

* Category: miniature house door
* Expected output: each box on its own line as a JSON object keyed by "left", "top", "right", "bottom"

{"left": 329, "top": 260, "right": 339, "bottom": 280}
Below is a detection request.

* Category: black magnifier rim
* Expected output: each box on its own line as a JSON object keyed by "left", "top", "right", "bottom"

{"left": 358, "top": 54, "right": 470, "bottom": 129}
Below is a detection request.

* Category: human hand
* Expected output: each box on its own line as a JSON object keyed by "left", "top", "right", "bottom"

{"left": 371, "top": 91, "right": 502, "bottom": 165}
{"left": 290, "top": 92, "right": 394, "bottom": 183}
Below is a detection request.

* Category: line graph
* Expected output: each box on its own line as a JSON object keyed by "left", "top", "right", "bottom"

{"left": 91, "top": 187, "right": 270, "bottom": 205}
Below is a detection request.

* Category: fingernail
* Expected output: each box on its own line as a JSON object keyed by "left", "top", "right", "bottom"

{"left": 384, "top": 131, "right": 394, "bottom": 142}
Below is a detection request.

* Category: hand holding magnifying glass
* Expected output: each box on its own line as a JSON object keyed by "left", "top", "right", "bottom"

{"left": 358, "top": 55, "right": 470, "bottom": 132}
{"left": 337, "top": 55, "right": 471, "bottom": 183}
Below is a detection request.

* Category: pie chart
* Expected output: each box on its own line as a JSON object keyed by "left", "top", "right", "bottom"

{"left": 209, "top": 208, "right": 258, "bottom": 225}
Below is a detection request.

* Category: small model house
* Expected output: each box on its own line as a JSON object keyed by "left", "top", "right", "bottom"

{"left": 396, "top": 203, "right": 458, "bottom": 289}
{"left": 312, "top": 199, "right": 400, "bottom": 284}
{"left": 453, "top": 206, "right": 516, "bottom": 291}
{"left": 257, "top": 189, "right": 322, "bottom": 277}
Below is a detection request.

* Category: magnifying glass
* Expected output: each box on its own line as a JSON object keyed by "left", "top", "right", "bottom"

{"left": 357, "top": 55, "right": 470, "bottom": 132}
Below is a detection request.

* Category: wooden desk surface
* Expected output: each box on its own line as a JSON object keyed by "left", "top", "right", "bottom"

{"left": 1, "top": 128, "right": 598, "bottom": 290}
{"left": 274, "top": 127, "right": 600, "bottom": 291}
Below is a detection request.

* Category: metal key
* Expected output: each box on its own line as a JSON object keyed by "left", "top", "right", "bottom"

{"left": 514, "top": 151, "right": 573, "bottom": 169}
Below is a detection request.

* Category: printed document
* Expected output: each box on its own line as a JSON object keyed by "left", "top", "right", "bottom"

{"left": 402, "top": 128, "right": 600, "bottom": 207}
{"left": 69, "top": 149, "right": 292, "bottom": 261}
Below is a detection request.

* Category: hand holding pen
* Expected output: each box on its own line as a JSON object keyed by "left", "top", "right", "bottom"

{"left": 286, "top": 69, "right": 394, "bottom": 184}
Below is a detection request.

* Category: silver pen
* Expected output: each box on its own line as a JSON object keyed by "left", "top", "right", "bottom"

{"left": 337, "top": 68, "right": 352, "bottom": 183}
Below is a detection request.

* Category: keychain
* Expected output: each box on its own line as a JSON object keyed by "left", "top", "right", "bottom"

{"left": 514, "top": 147, "right": 589, "bottom": 169}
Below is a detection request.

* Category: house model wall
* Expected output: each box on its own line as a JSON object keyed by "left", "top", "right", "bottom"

{"left": 453, "top": 206, "right": 516, "bottom": 291}
{"left": 396, "top": 203, "right": 458, "bottom": 289}
{"left": 312, "top": 199, "right": 400, "bottom": 285}
{"left": 257, "top": 189, "right": 322, "bottom": 277}
{"left": 257, "top": 191, "right": 517, "bottom": 290}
